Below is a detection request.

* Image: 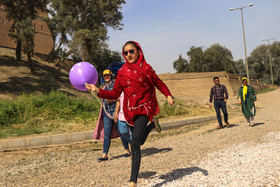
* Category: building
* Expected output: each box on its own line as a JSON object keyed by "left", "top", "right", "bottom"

{"left": 0, "top": 5, "right": 54, "bottom": 56}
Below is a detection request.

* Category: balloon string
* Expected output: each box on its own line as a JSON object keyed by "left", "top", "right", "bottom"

{"left": 84, "top": 82, "right": 102, "bottom": 106}
{"left": 90, "top": 91, "right": 114, "bottom": 119}
{"left": 90, "top": 91, "right": 102, "bottom": 105}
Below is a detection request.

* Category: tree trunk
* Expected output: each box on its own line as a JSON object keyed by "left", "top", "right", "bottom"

{"left": 16, "top": 40, "right": 22, "bottom": 61}
{"left": 55, "top": 61, "right": 62, "bottom": 80}
{"left": 54, "top": 49, "right": 72, "bottom": 67}
{"left": 27, "top": 52, "right": 35, "bottom": 75}
{"left": 55, "top": 49, "right": 72, "bottom": 80}
{"left": 55, "top": 58, "right": 62, "bottom": 80}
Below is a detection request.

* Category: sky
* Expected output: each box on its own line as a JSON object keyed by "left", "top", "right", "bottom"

{"left": 107, "top": 0, "right": 280, "bottom": 74}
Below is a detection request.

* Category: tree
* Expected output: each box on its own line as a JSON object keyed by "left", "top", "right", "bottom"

{"left": 233, "top": 59, "right": 246, "bottom": 77}
{"left": 204, "top": 43, "right": 234, "bottom": 73}
{"left": 187, "top": 46, "right": 205, "bottom": 72}
{"left": 173, "top": 54, "right": 189, "bottom": 73}
{"left": 249, "top": 42, "right": 280, "bottom": 85}
{"left": 1, "top": 0, "right": 48, "bottom": 74}
{"left": 48, "top": 0, "right": 125, "bottom": 73}
{"left": 248, "top": 45, "right": 267, "bottom": 81}
{"left": 44, "top": 0, "right": 72, "bottom": 62}
{"left": 93, "top": 45, "right": 123, "bottom": 81}
{"left": 270, "top": 42, "right": 280, "bottom": 85}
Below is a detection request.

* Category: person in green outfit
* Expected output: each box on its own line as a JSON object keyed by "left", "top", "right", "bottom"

{"left": 238, "top": 77, "right": 257, "bottom": 126}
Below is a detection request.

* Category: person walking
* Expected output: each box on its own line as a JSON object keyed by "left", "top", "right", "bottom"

{"left": 86, "top": 41, "right": 174, "bottom": 187}
{"left": 209, "top": 76, "right": 230, "bottom": 129}
{"left": 93, "top": 69, "right": 129, "bottom": 162}
{"left": 238, "top": 77, "right": 257, "bottom": 126}
{"left": 114, "top": 92, "right": 131, "bottom": 157}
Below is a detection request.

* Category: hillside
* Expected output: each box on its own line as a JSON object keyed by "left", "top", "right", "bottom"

{"left": 0, "top": 47, "right": 89, "bottom": 100}
{"left": 0, "top": 47, "right": 271, "bottom": 103}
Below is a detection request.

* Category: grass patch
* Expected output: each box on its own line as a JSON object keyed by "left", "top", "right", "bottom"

{"left": 0, "top": 91, "right": 214, "bottom": 139}
{"left": 205, "top": 128, "right": 218, "bottom": 134}
{"left": 0, "top": 127, "right": 51, "bottom": 139}
{"left": 0, "top": 90, "right": 100, "bottom": 139}
{"left": 158, "top": 100, "right": 190, "bottom": 118}
{"left": 257, "top": 88, "right": 276, "bottom": 94}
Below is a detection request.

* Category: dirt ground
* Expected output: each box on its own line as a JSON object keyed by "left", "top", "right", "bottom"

{"left": 0, "top": 47, "right": 89, "bottom": 100}
{"left": 1, "top": 47, "right": 279, "bottom": 186}
{"left": 0, "top": 85, "right": 279, "bottom": 186}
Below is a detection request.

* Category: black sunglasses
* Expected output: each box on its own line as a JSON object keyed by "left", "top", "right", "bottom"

{"left": 124, "top": 49, "right": 135, "bottom": 56}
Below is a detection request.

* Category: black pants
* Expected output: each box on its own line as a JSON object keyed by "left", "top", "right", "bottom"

{"left": 129, "top": 115, "right": 155, "bottom": 183}
{"left": 214, "top": 100, "right": 228, "bottom": 126}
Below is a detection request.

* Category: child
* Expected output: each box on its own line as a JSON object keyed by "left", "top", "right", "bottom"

{"left": 86, "top": 41, "right": 174, "bottom": 187}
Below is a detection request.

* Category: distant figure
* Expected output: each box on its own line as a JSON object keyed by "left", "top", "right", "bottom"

{"left": 209, "top": 76, "right": 230, "bottom": 129}
{"left": 238, "top": 77, "right": 257, "bottom": 126}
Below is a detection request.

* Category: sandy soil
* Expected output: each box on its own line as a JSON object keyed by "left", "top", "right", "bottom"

{"left": 0, "top": 87, "right": 279, "bottom": 186}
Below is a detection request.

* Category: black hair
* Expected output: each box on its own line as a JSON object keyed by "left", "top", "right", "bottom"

{"left": 122, "top": 41, "right": 140, "bottom": 52}
{"left": 213, "top": 77, "right": 219, "bottom": 81}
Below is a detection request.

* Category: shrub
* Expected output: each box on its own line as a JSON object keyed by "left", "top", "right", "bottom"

{"left": 0, "top": 91, "right": 100, "bottom": 127}
{"left": 158, "top": 100, "right": 189, "bottom": 118}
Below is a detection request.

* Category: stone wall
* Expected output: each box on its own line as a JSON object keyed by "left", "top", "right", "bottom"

{"left": 0, "top": 6, "right": 54, "bottom": 56}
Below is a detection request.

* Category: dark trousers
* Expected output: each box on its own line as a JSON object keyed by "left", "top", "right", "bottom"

{"left": 129, "top": 115, "right": 155, "bottom": 183}
{"left": 214, "top": 100, "right": 228, "bottom": 126}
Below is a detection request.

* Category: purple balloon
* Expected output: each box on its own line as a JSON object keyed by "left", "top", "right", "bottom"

{"left": 69, "top": 62, "right": 98, "bottom": 91}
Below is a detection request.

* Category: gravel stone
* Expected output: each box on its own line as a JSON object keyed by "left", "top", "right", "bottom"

{"left": 0, "top": 88, "right": 279, "bottom": 186}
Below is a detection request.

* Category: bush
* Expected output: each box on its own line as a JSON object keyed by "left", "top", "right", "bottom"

{"left": 158, "top": 100, "right": 190, "bottom": 118}
{"left": 0, "top": 91, "right": 100, "bottom": 127}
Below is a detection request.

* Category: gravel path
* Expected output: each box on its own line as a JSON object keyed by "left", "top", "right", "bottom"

{"left": 0, "top": 88, "right": 279, "bottom": 186}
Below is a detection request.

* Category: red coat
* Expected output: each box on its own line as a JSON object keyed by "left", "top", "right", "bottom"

{"left": 99, "top": 41, "right": 172, "bottom": 126}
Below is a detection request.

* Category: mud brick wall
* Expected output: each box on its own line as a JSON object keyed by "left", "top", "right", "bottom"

{"left": 0, "top": 6, "right": 54, "bottom": 56}
{"left": 156, "top": 71, "right": 270, "bottom": 104}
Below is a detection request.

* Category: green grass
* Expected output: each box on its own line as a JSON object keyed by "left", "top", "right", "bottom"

{"left": 0, "top": 91, "right": 209, "bottom": 139}
{"left": 0, "top": 90, "right": 100, "bottom": 139}
{"left": 0, "top": 127, "right": 51, "bottom": 139}
{"left": 158, "top": 100, "right": 190, "bottom": 118}
{"left": 257, "top": 88, "right": 276, "bottom": 94}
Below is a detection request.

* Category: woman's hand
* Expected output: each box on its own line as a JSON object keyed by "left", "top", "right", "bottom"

{"left": 238, "top": 97, "right": 242, "bottom": 104}
{"left": 167, "top": 95, "right": 174, "bottom": 106}
{"left": 85, "top": 84, "right": 99, "bottom": 93}
{"left": 114, "top": 113, "right": 118, "bottom": 124}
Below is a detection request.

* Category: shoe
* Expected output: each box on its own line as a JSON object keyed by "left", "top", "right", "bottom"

{"left": 250, "top": 122, "right": 254, "bottom": 127}
{"left": 217, "top": 125, "right": 224, "bottom": 129}
{"left": 225, "top": 122, "right": 230, "bottom": 127}
{"left": 153, "top": 116, "right": 161, "bottom": 133}
{"left": 129, "top": 182, "right": 137, "bottom": 187}
{"left": 247, "top": 123, "right": 251, "bottom": 126}
{"left": 97, "top": 157, "right": 108, "bottom": 162}
{"left": 124, "top": 153, "right": 131, "bottom": 157}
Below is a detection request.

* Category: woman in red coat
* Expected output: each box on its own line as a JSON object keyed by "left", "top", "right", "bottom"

{"left": 86, "top": 41, "right": 174, "bottom": 187}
